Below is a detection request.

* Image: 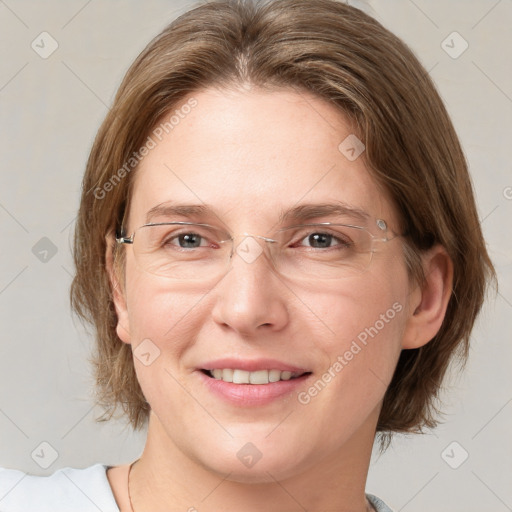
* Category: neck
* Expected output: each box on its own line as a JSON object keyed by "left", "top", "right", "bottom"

{"left": 128, "top": 410, "right": 379, "bottom": 512}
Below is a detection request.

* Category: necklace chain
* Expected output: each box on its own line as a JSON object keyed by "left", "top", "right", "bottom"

{"left": 127, "top": 459, "right": 138, "bottom": 512}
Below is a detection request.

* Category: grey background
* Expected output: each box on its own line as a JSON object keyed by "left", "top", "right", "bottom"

{"left": 0, "top": 1, "right": 510, "bottom": 510}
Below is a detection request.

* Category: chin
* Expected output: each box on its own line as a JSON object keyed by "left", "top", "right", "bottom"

{"left": 190, "top": 435, "right": 315, "bottom": 483}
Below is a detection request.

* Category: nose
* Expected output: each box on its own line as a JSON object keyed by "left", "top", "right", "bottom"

{"left": 210, "top": 236, "right": 289, "bottom": 337}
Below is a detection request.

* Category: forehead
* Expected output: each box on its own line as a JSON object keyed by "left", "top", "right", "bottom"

{"left": 128, "top": 86, "right": 396, "bottom": 229}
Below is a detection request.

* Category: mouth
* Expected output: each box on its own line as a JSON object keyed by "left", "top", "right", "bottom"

{"left": 201, "top": 368, "right": 312, "bottom": 384}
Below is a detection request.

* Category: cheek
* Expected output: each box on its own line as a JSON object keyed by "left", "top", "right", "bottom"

{"left": 286, "top": 276, "right": 407, "bottom": 457}
{"left": 123, "top": 270, "right": 210, "bottom": 410}
{"left": 309, "top": 265, "right": 408, "bottom": 350}
{"left": 298, "top": 265, "right": 408, "bottom": 407}
{"left": 123, "top": 260, "right": 208, "bottom": 359}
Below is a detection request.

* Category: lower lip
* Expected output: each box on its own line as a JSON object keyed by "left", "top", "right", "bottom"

{"left": 197, "top": 370, "right": 311, "bottom": 406}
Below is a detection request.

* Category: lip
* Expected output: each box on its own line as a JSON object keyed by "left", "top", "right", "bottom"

{"left": 199, "top": 358, "right": 309, "bottom": 373}
{"left": 197, "top": 369, "right": 312, "bottom": 406}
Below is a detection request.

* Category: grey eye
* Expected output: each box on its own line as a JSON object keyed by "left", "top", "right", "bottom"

{"left": 167, "top": 233, "right": 207, "bottom": 249}
{"left": 178, "top": 233, "right": 202, "bottom": 248}
{"left": 299, "top": 232, "right": 351, "bottom": 249}
{"left": 306, "top": 233, "right": 334, "bottom": 248}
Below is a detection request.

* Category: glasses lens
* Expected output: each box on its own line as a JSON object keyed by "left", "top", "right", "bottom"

{"left": 271, "top": 224, "right": 373, "bottom": 279}
{"left": 133, "top": 223, "right": 231, "bottom": 279}
{"left": 128, "top": 222, "right": 376, "bottom": 282}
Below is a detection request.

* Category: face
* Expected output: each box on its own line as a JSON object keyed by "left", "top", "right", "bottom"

{"left": 112, "top": 86, "right": 413, "bottom": 482}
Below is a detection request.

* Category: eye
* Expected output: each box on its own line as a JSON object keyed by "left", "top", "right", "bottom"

{"left": 299, "top": 231, "right": 352, "bottom": 249}
{"left": 167, "top": 232, "right": 209, "bottom": 249}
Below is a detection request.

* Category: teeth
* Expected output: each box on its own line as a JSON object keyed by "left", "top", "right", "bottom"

{"left": 268, "top": 369, "right": 281, "bottom": 383}
{"left": 208, "top": 368, "right": 304, "bottom": 384}
{"left": 233, "top": 369, "right": 250, "bottom": 384}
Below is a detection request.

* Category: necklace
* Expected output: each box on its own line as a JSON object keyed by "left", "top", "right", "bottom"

{"left": 127, "top": 459, "right": 375, "bottom": 512}
{"left": 127, "top": 458, "right": 138, "bottom": 512}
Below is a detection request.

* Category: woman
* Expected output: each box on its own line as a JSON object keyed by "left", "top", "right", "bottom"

{"left": 0, "top": 0, "right": 495, "bottom": 511}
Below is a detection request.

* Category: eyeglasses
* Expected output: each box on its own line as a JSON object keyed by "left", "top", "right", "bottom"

{"left": 115, "top": 218, "right": 399, "bottom": 281}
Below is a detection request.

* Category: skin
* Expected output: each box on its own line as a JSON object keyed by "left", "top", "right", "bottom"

{"left": 106, "top": 86, "right": 453, "bottom": 512}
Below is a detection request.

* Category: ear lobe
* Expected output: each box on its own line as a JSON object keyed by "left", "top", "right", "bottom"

{"left": 402, "top": 245, "right": 454, "bottom": 349}
{"left": 105, "top": 232, "right": 131, "bottom": 345}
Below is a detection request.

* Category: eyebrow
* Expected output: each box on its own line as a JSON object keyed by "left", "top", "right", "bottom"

{"left": 279, "top": 202, "right": 369, "bottom": 224}
{"left": 145, "top": 201, "right": 369, "bottom": 225}
{"left": 146, "top": 203, "right": 209, "bottom": 224}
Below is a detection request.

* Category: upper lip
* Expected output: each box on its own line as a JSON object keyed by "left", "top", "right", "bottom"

{"left": 199, "top": 358, "right": 310, "bottom": 373}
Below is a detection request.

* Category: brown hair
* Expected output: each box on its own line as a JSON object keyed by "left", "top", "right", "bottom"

{"left": 70, "top": 0, "right": 496, "bottom": 438}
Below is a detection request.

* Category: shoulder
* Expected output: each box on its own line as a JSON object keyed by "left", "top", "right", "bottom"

{"left": 0, "top": 463, "right": 120, "bottom": 512}
{"left": 366, "top": 493, "right": 395, "bottom": 512}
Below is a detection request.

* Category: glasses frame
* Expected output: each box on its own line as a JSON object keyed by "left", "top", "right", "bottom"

{"left": 115, "top": 218, "right": 399, "bottom": 278}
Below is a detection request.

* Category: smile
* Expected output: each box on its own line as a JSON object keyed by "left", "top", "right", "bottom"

{"left": 202, "top": 368, "right": 310, "bottom": 384}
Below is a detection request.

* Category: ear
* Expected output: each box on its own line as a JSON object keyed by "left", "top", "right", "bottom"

{"left": 401, "top": 245, "right": 453, "bottom": 349}
{"left": 105, "top": 232, "right": 131, "bottom": 345}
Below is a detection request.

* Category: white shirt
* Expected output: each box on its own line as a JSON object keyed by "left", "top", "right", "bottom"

{"left": 0, "top": 464, "right": 394, "bottom": 511}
